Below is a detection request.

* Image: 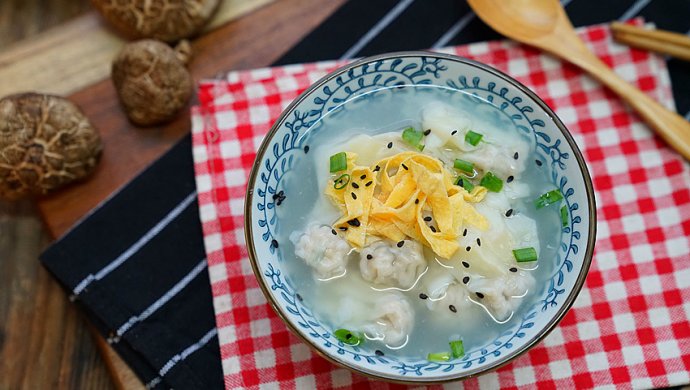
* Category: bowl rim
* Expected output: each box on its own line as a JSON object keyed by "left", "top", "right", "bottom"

{"left": 243, "top": 50, "right": 597, "bottom": 384}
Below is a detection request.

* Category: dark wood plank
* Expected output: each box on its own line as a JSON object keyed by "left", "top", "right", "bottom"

{"left": 37, "top": 0, "right": 347, "bottom": 238}
{"left": 0, "top": 1, "right": 116, "bottom": 388}
{"left": 17, "top": 0, "right": 344, "bottom": 388}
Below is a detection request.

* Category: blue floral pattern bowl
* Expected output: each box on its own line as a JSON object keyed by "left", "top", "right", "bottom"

{"left": 245, "top": 52, "right": 596, "bottom": 383}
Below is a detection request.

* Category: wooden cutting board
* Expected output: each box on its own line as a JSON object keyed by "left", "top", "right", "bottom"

{"left": 0, "top": 0, "right": 346, "bottom": 388}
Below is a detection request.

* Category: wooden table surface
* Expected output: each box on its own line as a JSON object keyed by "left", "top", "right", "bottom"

{"left": 0, "top": 0, "right": 345, "bottom": 388}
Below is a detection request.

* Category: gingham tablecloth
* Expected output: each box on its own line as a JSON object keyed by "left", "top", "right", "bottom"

{"left": 191, "top": 23, "right": 690, "bottom": 389}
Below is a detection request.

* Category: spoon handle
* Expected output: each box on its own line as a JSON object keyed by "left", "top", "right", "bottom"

{"left": 557, "top": 47, "right": 690, "bottom": 161}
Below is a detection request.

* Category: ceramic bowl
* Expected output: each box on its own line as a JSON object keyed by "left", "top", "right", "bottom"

{"left": 244, "top": 51, "right": 596, "bottom": 383}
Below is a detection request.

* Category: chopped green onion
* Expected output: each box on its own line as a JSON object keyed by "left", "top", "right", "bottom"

{"left": 513, "top": 247, "right": 538, "bottom": 263}
{"left": 560, "top": 205, "right": 569, "bottom": 227}
{"left": 333, "top": 329, "right": 363, "bottom": 346}
{"left": 450, "top": 340, "right": 465, "bottom": 358}
{"left": 479, "top": 171, "right": 503, "bottom": 192}
{"left": 455, "top": 177, "right": 475, "bottom": 192}
{"left": 453, "top": 159, "right": 474, "bottom": 173}
{"left": 465, "top": 130, "right": 483, "bottom": 146}
{"left": 427, "top": 351, "right": 451, "bottom": 362}
{"left": 333, "top": 174, "right": 350, "bottom": 190}
{"left": 330, "top": 152, "right": 347, "bottom": 173}
{"left": 535, "top": 189, "right": 563, "bottom": 209}
{"left": 402, "top": 127, "right": 424, "bottom": 149}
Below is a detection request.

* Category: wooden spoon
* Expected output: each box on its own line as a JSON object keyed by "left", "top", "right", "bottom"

{"left": 467, "top": 0, "right": 690, "bottom": 161}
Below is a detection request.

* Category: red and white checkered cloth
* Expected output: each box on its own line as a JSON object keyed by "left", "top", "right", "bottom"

{"left": 191, "top": 23, "right": 690, "bottom": 389}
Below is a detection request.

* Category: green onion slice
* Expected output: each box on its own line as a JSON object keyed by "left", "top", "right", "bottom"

{"left": 465, "top": 130, "right": 483, "bottom": 146}
{"left": 402, "top": 127, "right": 424, "bottom": 149}
{"left": 455, "top": 177, "right": 475, "bottom": 192}
{"left": 560, "top": 205, "right": 569, "bottom": 227}
{"left": 453, "top": 159, "right": 474, "bottom": 173}
{"left": 427, "top": 351, "right": 452, "bottom": 362}
{"left": 333, "top": 329, "right": 363, "bottom": 346}
{"left": 479, "top": 171, "right": 503, "bottom": 192}
{"left": 333, "top": 174, "right": 350, "bottom": 190}
{"left": 450, "top": 340, "right": 465, "bottom": 358}
{"left": 513, "top": 247, "right": 538, "bottom": 263}
{"left": 535, "top": 189, "right": 563, "bottom": 209}
{"left": 330, "top": 152, "right": 348, "bottom": 173}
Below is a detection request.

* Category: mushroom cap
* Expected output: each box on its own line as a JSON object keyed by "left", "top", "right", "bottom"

{"left": 0, "top": 93, "right": 103, "bottom": 200}
{"left": 91, "top": 0, "right": 219, "bottom": 42}
{"left": 111, "top": 39, "right": 193, "bottom": 126}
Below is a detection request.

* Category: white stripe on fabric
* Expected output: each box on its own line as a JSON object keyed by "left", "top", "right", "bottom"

{"left": 431, "top": 11, "right": 475, "bottom": 49}
{"left": 618, "top": 0, "right": 653, "bottom": 21}
{"left": 72, "top": 191, "right": 198, "bottom": 296}
{"left": 145, "top": 328, "right": 218, "bottom": 389}
{"left": 110, "top": 259, "right": 207, "bottom": 342}
{"left": 339, "top": 0, "right": 416, "bottom": 60}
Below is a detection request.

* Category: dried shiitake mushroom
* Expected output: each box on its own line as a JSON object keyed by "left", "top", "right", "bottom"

{"left": 0, "top": 93, "right": 102, "bottom": 200}
{"left": 91, "top": 0, "right": 219, "bottom": 42}
{"left": 112, "top": 39, "right": 193, "bottom": 126}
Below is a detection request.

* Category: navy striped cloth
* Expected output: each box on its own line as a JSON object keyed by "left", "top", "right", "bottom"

{"left": 41, "top": 0, "right": 690, "bottom": 388}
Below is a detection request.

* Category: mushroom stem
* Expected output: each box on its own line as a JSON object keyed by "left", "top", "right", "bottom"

{"left": 174, "top": 40, "right": 193, "bottom": 66}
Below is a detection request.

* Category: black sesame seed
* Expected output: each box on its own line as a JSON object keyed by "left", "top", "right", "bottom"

{"left": 352, "top": 182, "right": 360, "bottom": 189}
{"left": 271, "top": 239, "right": 279, "bottom": 248}
{"left": 419, "top": 293, "right": 428, "bottom": 300}
{"left": 462, "top": 276, "right": 470, "bottom": 284}
{"left": 535, "top": 159, "right": 543, "bottom": 166}
{"left": 339, "top": 227, "right": 348, "bottom": 231}
{"left": 397, "top": 241, "right": 405, "bottom": 248}
{"left": 449, "top": 305, "right": 457, "bottom": 313}
{"left": 272, "top": 194, "right": 278, "bottom": 200}
{"left": 514, "top": 152, "right": 519, "bottom": 160}
{"left": 505, "top": 209, "right": 513, "bottom": 217}
{"left": 466, "top": 246, "right": 471, "bottom": 252}
{"left": 451, "top": 130, "right": 458, "bottom": 136}
{"left": 303, "top": 145, "right": 310, "bottom": 154}
{"left": 415, "top": 199, "right": 419, "bottom": 204}
{"left": 457, "top": 178, "right": 463, "bottom": 186}
{"left": 423, "top": 129, "right": 431, "bottom": 136}
{"left": 331, "top": 229, "right": 337, "bottom": 235}
{"left": 374, "top": 165, "right": 381, "bottom": 172}
{"left": 507, "top": 176, "right": 514, "bottom": 183}
{"left": 463, "top": 229, "right": 468, "bottom": 237}
{"left": 476, "top": 292, "right": 485, "bottom": 299}
{"left": 367, "top": 254, "right": 373, "bottom": 260}
{"left": 462, "top": 261, "right": 470, "bottom": 268}
{"left": 360, "top": 174, "right": 367, "bottom": 180}
{"left": 509, "top": 267, "right": 518, "bottom": 273}
{"left": 296, "top": 293, "right": 303, "bottom": 302}
{"left": 476, "top": 238, "right": 481, "bottom": 247}
{"left": 345, "top": 333, "right": 352, "bottom": 340}
{"left": 351, "top": 192, "right": 357, "bottom": 200}
{"left": 401, "top": 163, "right": 409, "bottom": 170}
{"left": 430, "top": 226, "right": 437, "bottom": 232}
{"left": 375, "top": 350, "right": 385, "bottom": 356}
{"left": 347, "top": 218, "right": 361, "bottom": 227}
{"left": 423, "top": 216, "right": 432, "bottom": 222}
{"left": 365, "top": 181, "right": 373, "bottom": 187}
{"left": 387, "top": 142, "right": 393, "bottom": 149}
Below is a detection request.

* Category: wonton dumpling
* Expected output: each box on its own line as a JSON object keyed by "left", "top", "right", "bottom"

{"left": 421, "top": 266, "right": 472, "bottom": 314}
{"left": 468, "top": 271, "right": 535, "bottom": 321}
{"left": 362, "top": 293, "right": 414, "bottom": 347}
{"left": 359, "top": 239, "right": 426, "bottom": 289}
{"left": 291, "top": 224, "right": 352, "bottom": 280}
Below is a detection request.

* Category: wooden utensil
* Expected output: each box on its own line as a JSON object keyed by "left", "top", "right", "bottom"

{"left": 611, "top": 22, "right": 690, "bottom": 62}
{"left": 467, "top": 0, "right": 690, "bottom": 161}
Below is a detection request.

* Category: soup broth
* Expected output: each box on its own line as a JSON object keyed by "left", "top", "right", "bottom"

{"left": 275, "top": 85, "right": 561, "bottom": 359}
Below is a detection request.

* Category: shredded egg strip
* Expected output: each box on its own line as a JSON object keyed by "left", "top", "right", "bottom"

{"left": 325, "top": 152, "right": 488, "bottom": 259}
